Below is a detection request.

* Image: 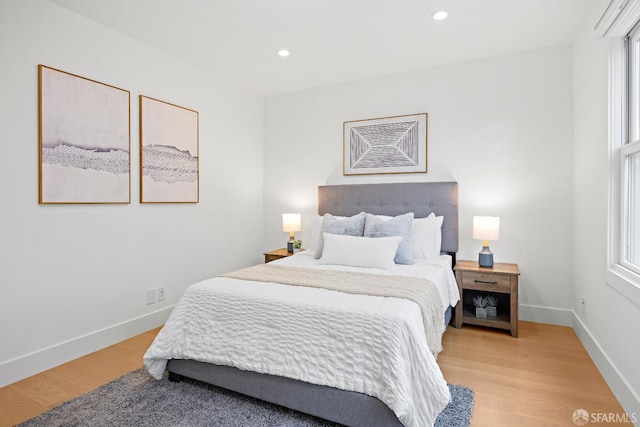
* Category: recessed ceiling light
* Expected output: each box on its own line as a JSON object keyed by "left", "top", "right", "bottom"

{"left": 278, "top": 49, "right": 290, "bottom": 57}
{"left": 431, "top": 10, "right": 448, "bottom": 21}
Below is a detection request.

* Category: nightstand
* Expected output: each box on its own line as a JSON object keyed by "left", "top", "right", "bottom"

{"left": 454, "top": 260, "right": 520, "bottom": 337}
{"left": 263, "top": 248, "right": 294, "bottom": 263}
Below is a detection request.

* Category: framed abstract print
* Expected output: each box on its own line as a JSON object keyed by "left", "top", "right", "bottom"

{"left": 38, "top": 65, "right": 130, "bottom": 203}
{"left": 343, "top": 113, "right": 428, "bottom": 176}
{"left": 139, "top": 95, "right": 199, "bottom": 203}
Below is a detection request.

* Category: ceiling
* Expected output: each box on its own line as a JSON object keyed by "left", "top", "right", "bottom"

{"left": 50, "top": 0, "right": 600, "bottom": 96}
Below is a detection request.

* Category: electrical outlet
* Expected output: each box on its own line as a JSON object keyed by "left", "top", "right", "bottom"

{"left": 146, "top": 288, "right": 157, "bottom": 305}
{"left": 158, "top": 287, "right": 166, "bottom": 302}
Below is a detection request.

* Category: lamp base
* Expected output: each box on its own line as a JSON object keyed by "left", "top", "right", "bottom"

{"left": 287, "top": 231, "right": 296, "bottom": 253}
{"left": 478, "top": 245, "right": 494, "bottom": 267}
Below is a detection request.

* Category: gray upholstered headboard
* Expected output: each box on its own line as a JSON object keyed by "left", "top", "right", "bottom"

{"left": 318, "top": 182, "right": 458, "bottom": 254}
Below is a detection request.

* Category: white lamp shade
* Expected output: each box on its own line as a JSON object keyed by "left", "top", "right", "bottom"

{"left": 282, "top": 213, "right": 301, "bottom": 232}
{"left": 473, "top": 216, "right": 500, "bottom": 241}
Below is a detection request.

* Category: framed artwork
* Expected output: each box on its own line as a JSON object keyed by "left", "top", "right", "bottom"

{"left": 343, "top": 113, "right": 428, "bottom": 176}
{"left": 139, "top": 96, "right": 199, "bottom": 203}
{"left": 38, "top": 65, "right": 130, "bottom": 204}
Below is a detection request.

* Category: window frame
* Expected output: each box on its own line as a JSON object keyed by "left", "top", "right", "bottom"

{"left": 604, "top": 2, "right": 640, "bottom": 306}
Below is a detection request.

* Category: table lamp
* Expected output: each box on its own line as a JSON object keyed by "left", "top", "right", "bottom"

{"left": 282, "top": 213, "right": 301, "bottom": 253}
{"left": 473, "top": 216, "right": 500, "bottom": 267}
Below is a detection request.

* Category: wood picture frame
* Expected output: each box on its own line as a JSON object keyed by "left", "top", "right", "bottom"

{"left": 139, "top": 95, "right": 199, "bottom": 203}
{"left": 38, "top": 65, "right": 131, "bottom": 204}
{"left": 343, "top": 113, "right": 428, "bottom": 176}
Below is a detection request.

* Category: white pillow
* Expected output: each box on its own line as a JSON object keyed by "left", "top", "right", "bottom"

{"left": 411, "top": 213, "right": 444, "bottom": 259}
{"left": 435, "top": 215, "right": 443, "bottom": 254}
{"left": 318, "top": 233, "right": 401, "bottom": 269}
{"left": 307, "top": 215, "right": 323, "bottom": 253}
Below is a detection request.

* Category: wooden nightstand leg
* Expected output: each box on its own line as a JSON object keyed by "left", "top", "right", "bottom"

{"left": 511, "top": 276, "right": 519, "bottom": 337}
{"left": 454, "top": 271, "right": 463, "bottom": 328}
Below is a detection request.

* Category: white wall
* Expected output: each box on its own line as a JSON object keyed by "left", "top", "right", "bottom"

{"left": 264, "top": 45, "right": 575, "bottom": 323}
{"left": 0, "top": 0, "right": 264, "bottom": 386}
{"left": 573, "top": 1, "right": 640, "bottom": 417}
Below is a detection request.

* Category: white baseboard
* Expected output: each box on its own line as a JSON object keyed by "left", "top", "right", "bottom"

{"left": 572, "top": 312, "right": 640, "bottom": 425}
{"left": 519, "top": 303, "right": 574, "bottom": 326}
{"left": 0, "top": 306, "right": 173, "bottom": 388}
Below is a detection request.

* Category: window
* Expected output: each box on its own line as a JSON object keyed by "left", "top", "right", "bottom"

{"left": 601, "top": 0, "right": 640, "bottom": 304}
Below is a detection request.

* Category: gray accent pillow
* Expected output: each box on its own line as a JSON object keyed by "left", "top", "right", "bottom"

{"left": 364, "top": 212, "right": 415, "bottom": 265}
{"left": 314, "top": 212, "right": 366, "bottom": 259}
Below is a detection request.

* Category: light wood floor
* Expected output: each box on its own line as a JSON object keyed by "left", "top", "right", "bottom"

{"left": 0, "top": 322, "right": 630, "bottom": 426}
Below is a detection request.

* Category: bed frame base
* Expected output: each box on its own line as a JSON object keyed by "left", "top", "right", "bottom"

{"left": 166, "top": 359, "right": 403, "bottom": 427}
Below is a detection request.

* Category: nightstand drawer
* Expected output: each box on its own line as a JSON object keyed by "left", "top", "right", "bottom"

{"left": 462, "top": 271, "right": 511, "bottom": 293}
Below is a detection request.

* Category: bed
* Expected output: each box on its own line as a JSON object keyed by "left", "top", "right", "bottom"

{"left": 144, "top": 182, "right": 459, "bottom": 427}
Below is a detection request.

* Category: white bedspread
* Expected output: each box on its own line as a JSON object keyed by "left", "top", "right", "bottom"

{"left": 144, "top": 252, "right": 459, "bottom": 427}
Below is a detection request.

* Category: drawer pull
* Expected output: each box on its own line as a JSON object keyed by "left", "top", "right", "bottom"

{"left": 474, "top": 280, "right": 498, "bottom": 285}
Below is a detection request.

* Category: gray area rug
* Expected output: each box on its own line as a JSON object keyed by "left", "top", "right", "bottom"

{"left": 20, "top": 368, "right": 474, "bottom": 426}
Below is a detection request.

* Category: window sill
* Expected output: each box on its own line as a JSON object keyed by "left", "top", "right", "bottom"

{"left": 605, "top": 265, "right": 640, "bottom": 307}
